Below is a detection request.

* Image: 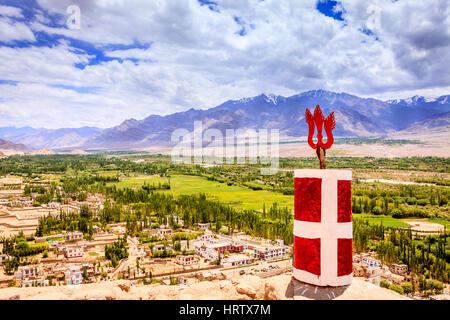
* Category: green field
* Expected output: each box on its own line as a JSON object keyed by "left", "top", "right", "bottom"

{"left": 109, "top": 174, "right": 450, "bottom": 226}
{"left": 356, "top": 214, "right": 410, "bottom": 227}
{"left": 110, "top": 174, "right": 294, "bottom": 211}
{"left": 356, "top": 214, "right": 449, "bottom": 229}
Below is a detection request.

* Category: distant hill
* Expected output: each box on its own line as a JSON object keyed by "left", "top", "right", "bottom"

{"left": 0, "top": 126, "right": 102, "bottom": 149}
{"left": 0, "top": 90, "right": 449, "bottom": 150}
{"left": 0, "top": 138, "right": 33, "bottom": 155}
{"left": 30, "top": 148, "right": 56, "bottom": 155}
{"left": 84, "top": 90, "right": 450, "bottom": 149}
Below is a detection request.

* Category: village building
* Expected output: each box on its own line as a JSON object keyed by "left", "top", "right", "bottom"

{"left": 222, "top": 254, "right": 255, "bottom": 268}
{"left": 197, "top": 223, "right": 210, "bottom": 230}
{"left": 132, "top": 245, "right": 148, "bottom": 257}
{"left": 22, "top": 278, "right": 49, "bottom": 288}
{"left": 82, "top": 263, "right": 95, "bottom": 281}
{"left": 65, "top": 231, "right": 84, "bottom": 241}
{"left": 360, "top": 256, "right": 382, "bottom": 268}
{"left": 195, "top": 245, "right": 218, "bottom": 261}
{"left": 15, "top": 266, "right": 39, "bottom": 280}
{"left": 157, "top": 228, "right": 173, "bottom": 238}
{"left": 48, "top": 240, "right": 60, "bottom": 251}
{"left": 390, "top": 263, "right": 408, "bottom": 275}
{"left": 46, "top": 202, "right": 61, "bottom": 208}
{"left": 18, "top": 199, "right": 33, "bottom": 206}
{"left": 64, "top": 246, "right": 84, "bottom": 259}
{"left": 153, "top": 244, "right": 165, "bottom": 252}
{"left": 176, "top": 255, "right": 200, "bottom": 266}
{"left": 65, "top": 266, "right": 83, "bottom": 285}
{"left": 92, "top": 225, "right": 103, "bottom": 234}
{"left": 198, "top": 233, "right": 214, "bottom": 242}
{"left": 251, "top": 245, "right": 288, "bottom": 261}
{"left": 0, "top": 254, "right": 12, "bottom": 264}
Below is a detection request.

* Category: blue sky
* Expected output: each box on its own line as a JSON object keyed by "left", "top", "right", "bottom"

{"left": 0, "top": 0, "right": 449, "bottom": 128}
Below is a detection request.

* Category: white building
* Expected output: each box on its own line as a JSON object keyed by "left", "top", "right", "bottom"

{"left": 176, "top": 255, "right": 200, "bottom": 266}
{"left": 251, "top": 245, "right": 289, "bottom": 261}
{"left": 198, "top": 233, "right": 214, "bottom": 242}
{"left": 153, "top": 244, "right": 165, "bottom": 252}
{"left": 198, "top": 223, "right": 210, "bottom": 230}
{"left": 157, "top": 228, "right": 173, "bottom": 239}
{"left": 46, "top": 202, "right": 61, "bottom": 208}
{"left": 222, "top": 254, "right": 255, "bottom": 268}
{"left": 361, "top": 256, "right": 381, "bottom": 268}
{"left": 64, "top": 247, "right": 84, "bottom": 259}
{"left": 20, "top": 266, "right": 38, "bottom": 279}
{"left": 65, "top": 266, "right": 83, "bottom": 285}
{"left": 0, "top": 254, "right": 12, "bottom": 264}
{"left": 65, "top": 231, "right": 84, "bottom": 241}
{"left": 22, "top": 279, "right": 48, "bottom": 288}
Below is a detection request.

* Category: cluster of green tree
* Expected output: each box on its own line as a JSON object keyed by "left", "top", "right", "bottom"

{"left": 142, "top": 181, "right": 171, "bottom": 192}
{"left": 351, "top": 182, "right": 449, "bottom": 220}
{"left": 353, "top": 218, "right": 449, "bottom": 283}
{"left": 23, "top": 182, "right": 60, "bottom": 205}
{"left": 105, "top": 237, "right": 128, "bottom": 267}
{"left": 414, "top": 177, "right": 450, "bottom": 187}
{"left": 35, "top": 205, "right": 93, "bottom": 237}
{"left": 95, "top": 183, "right": 294, "bottom": 245}
{"left": 333, "top": 137, "right": 422, "bottom": 146}
{"left": 1, "top": 233, "right": 48, "bottom": 270}
{"left": 279, "top": 156, "right": 450, "bottom": 172}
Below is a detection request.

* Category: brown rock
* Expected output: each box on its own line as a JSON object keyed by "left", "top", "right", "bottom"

{"left": 264, "top": 283, "right": 279, "bottom": 300}
{"left": 118, "top": 283, "right": 130, "bottom": 292}
{"left": 236, "top": 283, "right": 256, "bottom": 299}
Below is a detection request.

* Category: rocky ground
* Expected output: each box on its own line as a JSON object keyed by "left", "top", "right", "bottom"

{"left": 0, "top": 274, "right": 409, "bottom": 300}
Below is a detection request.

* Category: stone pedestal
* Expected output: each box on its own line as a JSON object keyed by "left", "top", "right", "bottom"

{"left": 293, "top": 169, "right": 353, "bottom": 286}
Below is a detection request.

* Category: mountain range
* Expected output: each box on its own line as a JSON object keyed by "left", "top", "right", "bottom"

{"left": 0, "top": 90, "right": 449, "bottom": 152}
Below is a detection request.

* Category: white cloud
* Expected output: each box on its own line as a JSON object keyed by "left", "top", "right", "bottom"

{"left": 0, "top": 0, "right": 448, "bottom": 128}
{"left": 0, "top": 17, "right": 36, "bottom": 42}
{"left": 0, "top": 5, "right": 24, "bottom": 18}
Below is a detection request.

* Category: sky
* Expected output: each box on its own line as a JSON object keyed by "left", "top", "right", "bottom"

{"left": 0, "top": 0, "right": 449, "bottom": 129}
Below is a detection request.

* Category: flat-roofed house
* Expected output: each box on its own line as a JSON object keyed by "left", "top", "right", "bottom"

{"left": 251, "top": 245, "right": 288, "bottom": 261}
{"left": 16, "top": 266, "right": 39, "bottom": 280}
{"left": 176, "top": 255, "right": 200, "bottom": 266}
{"left": 390, "top": 263, "right": 408, "bottom": 275}
{"left": 361, "top": 256, "right": 381, "bottom": 268}
{"left": 65, "top": 231, "right": 84, "bottom": 241}
{"left": 64, "top": 247, "right": 84, "bottom": 259}
{"left": 198, "top": 223, "right": 210, "bottom": 230}
{"left": 222, "top": 254, "right": 255, "bottom": 268}
{"left": 157, "top": 228, "right": 172, "bottom": 239}
{"left": 22, "top": 278, "right": 48, "bottom": 288}
{"left": 198, "top": 233, "right": 214, "bottom": 242}
{"left": 65, "top": 266, "right": 83, "bottom": 285}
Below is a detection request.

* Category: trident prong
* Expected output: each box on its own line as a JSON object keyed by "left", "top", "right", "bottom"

{"left": 305, "top": 105, "right": 335, "bottom": 169}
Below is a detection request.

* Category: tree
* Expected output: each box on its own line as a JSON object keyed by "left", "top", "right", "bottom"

{"left": 4, "top": 257, "right": 19, "bottom": 275}
{"left": 82, "top": 268, "right": 89, "bottom": 282}
{"left": 389, "top": 284, "right": 404, "bottom": 295}
{"left": 380, "top": 280, "right": 390, "bottom": 289}
{"left": 401, "top": 282, "right": 413, "bottom": 295}
{"left": 372, "top": 206, "right": 383, "bottom": 215}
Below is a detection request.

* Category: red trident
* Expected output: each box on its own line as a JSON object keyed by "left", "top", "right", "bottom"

{"left": 305, "top": 105, "right": 335, "bottom": 169}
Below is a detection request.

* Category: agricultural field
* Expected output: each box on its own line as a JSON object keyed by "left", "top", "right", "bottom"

{"left": 355, "top": 213, "right": 449, "bottom": 229}
{"left": 109, "top": 174, "right": 293, "bottom": 211}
